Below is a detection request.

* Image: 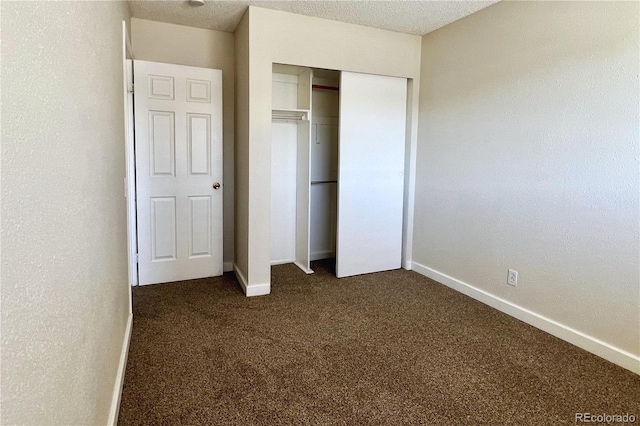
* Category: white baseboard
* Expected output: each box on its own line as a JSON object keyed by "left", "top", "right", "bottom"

{"left": 233, "top": 263, "right": 249, "bottom": 293}
{"left": 107, "top": 313, "right": 133, "bottom": 425}
{"left": 233, "top": 263, "right": 270, "bottom": 297}
{"left": 223, "top": 261, "right": 233, "bottom": 272}
{"left": 269, "top": 260, "right": 315, "bottom": 275}
{"left": 245, "top": 282, "right": 271, "bottom": 296}
{"left": 411, "top": 261, "right": 640, "bottom": 375}
{"left": 293, "top": 261, "right": 315, "bottom": 274}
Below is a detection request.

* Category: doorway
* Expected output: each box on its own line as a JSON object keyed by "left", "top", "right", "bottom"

{"left": 128, "top": 60, "right": 224, "bottom": 286}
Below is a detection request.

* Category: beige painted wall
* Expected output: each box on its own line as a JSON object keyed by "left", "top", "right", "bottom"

{"left": 236, "top": 7, "right": 422, "bottom": 292}
{"left": 131, "top": 18, "right": 235, "bottom": 267}
{"left": 234, "top": 12, "right": 250, "bottom": 277}
{"left": 1, "top": 1, "right": 131, "bottom": 423}
{"left": 414, "top": 1, "right": 639, "bottom": 369}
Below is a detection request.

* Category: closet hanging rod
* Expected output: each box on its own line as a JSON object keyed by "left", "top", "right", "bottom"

{"left": 312, "top": 84, "right": 339, "bottom": 91}
{"left": 272, "top": 108, "right": 309, "bottom": 122}
{"left": 311, "top": 180, "right": 337, "bottom": 184}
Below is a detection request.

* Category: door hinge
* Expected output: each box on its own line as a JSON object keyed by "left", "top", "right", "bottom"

{"left": 128, "top": 83, "right": 134, "bottom": 93}
{"left": 135, "top": 253, "right": 139, "bottom": 263}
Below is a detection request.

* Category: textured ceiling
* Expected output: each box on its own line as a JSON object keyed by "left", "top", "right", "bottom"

{"left": 128, "top": 1, "right": 500, "bottom": 36}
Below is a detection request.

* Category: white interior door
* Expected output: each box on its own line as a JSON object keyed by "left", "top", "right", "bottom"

{"left": 336, "top": 72, "right": 407, "bottom": 278}
{"left": 134, "top": 60, "right": 223, "bottom": 285}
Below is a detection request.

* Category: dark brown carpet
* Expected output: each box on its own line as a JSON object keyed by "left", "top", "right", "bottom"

{"left": 119, "top": 260, "right": 639, "bottom": 425}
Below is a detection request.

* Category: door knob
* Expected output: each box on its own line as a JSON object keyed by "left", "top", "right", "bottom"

{"left": 212, "top": 182, "right": 221, "bottom": 190}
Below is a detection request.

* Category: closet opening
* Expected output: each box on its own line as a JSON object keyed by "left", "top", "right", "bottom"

{"left": 271, "top": 64, "right": 340, "bottom": 276}
{"left": 309, "top": 68, "right": 340, "bottom": 274}
{"left": 270, "top": 64, "right": 408, "bottom": 281}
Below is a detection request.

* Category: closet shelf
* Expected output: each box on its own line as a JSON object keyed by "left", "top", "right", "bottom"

{"left": 272, "top": 108, "right": 309, "bottom": 122}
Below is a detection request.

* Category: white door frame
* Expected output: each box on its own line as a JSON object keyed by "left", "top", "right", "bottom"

{"left": 123, "top": 21, "right": 138, "bottom": 287}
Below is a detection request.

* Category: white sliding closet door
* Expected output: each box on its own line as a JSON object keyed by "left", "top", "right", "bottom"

{"left": 336, "top": 72, "right": 407, "bottom": 278}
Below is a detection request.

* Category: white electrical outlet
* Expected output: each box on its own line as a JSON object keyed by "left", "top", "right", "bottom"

{"left": 507, "top": 269, "right": 518, "bottom": 286}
